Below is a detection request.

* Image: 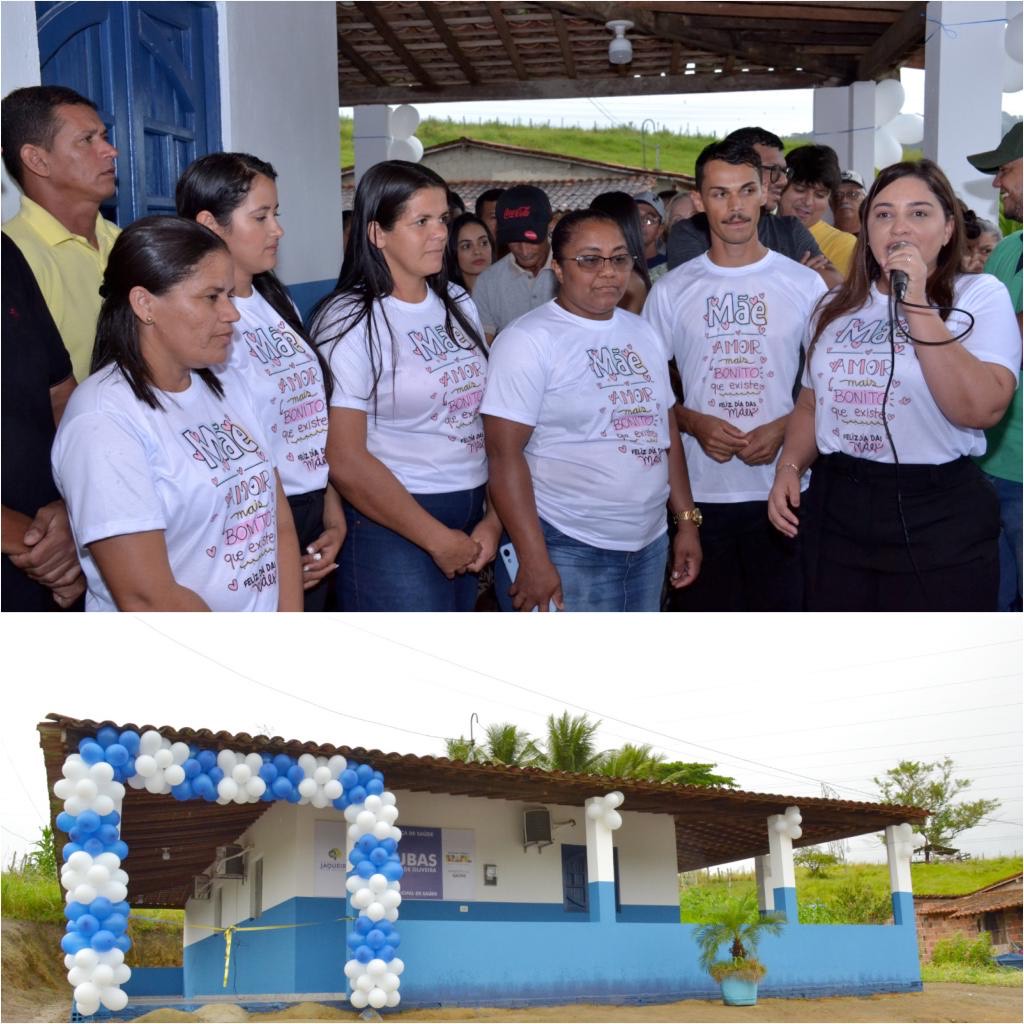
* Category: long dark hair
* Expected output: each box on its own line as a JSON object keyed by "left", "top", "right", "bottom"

{"left": 810, "top": 160, "right": 964, "bottom": 351}
{"left": 445, "top": 212, "right": 494, "bottom": 290}
{"left": 92, "top": 216, "right": 229, "bottom": 409}
{"left": 175, "top": 151, "right": 332, "bottom": 401}
{"left": 309, "top": 161, "right": 485, "bottom": 413}
{"left": 588, "top": 191, "right": 652, "bottom": 290}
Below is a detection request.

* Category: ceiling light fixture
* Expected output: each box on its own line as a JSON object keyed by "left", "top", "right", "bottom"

{"left": 606, "top": 20, "right": 633, "bottom": 65}
{"left": 161, "top": 847, "right": 171, "bottom": 861}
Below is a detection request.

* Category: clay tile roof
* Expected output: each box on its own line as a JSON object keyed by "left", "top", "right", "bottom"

{"left": 38, "top": 713, "right": 928, "bottom": 908}
{"left": 916, "top": 875, "right": 1023, "bottom": 917}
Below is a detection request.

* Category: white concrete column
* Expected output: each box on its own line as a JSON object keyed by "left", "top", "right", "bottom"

{"left": 849, "top": 81, "right": 877, "bottom": 187}
{"left": 766, "top": 808, "right": 800, "bottom": 921}
{"left": 755, "top": 854, "right": 775, "bottom": 913}
{"left": 0, "top": 1, "right": 41, "bottom": 223}
{"left": 353, "top": 105, "right": 391, "bottom": 186}
{"left": 811, "top": 81, "right": 878, "bottom": 190}
{"left": 885, "top": 823, "right": 923, "bottom": 926}
{"left": 584, "top": 796, "right": 617, "bottom": 923}
{"left": 924, "top": 0, "right": 1006, "bottom": 220}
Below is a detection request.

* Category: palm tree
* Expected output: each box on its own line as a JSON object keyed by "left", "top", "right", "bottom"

{"left": 654, "top": 761, "right": 738, "bottom": 788}
{"left": 694, "top": 892, "right": 784, "bottom": 980}
{"left": 542, "top": 712, "right": 606, "bottom": 773}
{"left": 596, "top": 743, "right": 661, "bottom": 780}
{"left": 484, "top": 723, "right": 544, "bottom": 767}
{"left": 444, "top": 736, "right": 480, "bottom": 763}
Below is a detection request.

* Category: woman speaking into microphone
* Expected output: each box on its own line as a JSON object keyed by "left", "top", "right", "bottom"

{"left": 767, "top": 160, "right": 1020, "bottom": 611}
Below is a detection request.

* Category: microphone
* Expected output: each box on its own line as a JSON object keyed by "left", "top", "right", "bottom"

{"left": 891, "top": 269, "right": 909, "bottom": 302}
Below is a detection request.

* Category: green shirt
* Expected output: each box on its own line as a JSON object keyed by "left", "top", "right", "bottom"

{"left": 976, "top": 231, "right": 1022, "bottom": 483}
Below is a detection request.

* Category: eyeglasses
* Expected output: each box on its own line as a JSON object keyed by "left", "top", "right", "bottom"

{"left": 566, "top": 254, "right": 636, "bottom": 272}
{"left": 640, "top": 214, "right": 662, "bottom": 227}
{"left": 835, "top": 189, "right": 865, "bottom": 201}
{"left": 765, "top": 165, "right": 794, "bottom": 183}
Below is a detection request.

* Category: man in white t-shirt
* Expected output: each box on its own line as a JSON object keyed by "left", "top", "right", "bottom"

{"left": 645, "top": 137, "right": 826, "bottom": 610}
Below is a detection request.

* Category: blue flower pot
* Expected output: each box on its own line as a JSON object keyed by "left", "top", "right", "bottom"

{"left": 720, "top": 977, "right": 758, "bottom": 1006}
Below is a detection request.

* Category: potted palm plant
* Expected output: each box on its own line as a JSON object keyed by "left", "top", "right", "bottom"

{"left": 694, "top": 891, "right": 785, "bottom": 1006}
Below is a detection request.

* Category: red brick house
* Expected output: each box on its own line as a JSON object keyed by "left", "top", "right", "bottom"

{"left": 915, "top": 874, "right": 1022, "bottom": 960}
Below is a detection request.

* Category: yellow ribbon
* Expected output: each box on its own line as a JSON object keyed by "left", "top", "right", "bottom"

{"left": 189, "top": 917, "right": 352, "bottom": 987}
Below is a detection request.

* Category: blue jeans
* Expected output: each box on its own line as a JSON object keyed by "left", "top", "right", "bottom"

{"left": 495, "top": 519, "right": 668, "bottom": 612}
{"left": 985, "top": 472, "right": 1023, "bottom": 612}
{"left": 338, "top": 486, "right": 485, "bottom": 611}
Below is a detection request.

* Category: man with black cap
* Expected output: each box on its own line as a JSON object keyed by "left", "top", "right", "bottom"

{"left": 471, "top": 184, "right": 557, "bottom": 343}
{"left": 968, "top": 121, "right": 1023, "bottom": 611}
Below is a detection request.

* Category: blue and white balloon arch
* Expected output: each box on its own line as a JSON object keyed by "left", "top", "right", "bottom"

{"left": 53, "top": 726, "right": 404, "bottom": 1017}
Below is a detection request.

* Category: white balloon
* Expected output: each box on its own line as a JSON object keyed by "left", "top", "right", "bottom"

{"left": 64, "top": 795, "right": 86, "bottom": 815}
{"left": 101, "top": 987, "right": 129, "bottom": 1011}
{"left": 389, "top": 103, "right": 420, "bottom": 139}
{"left": 68, "top": 851, "right": 93, "bottom": 872}
{"left": 314, "top": 766, "right": 332, "bottom": 786}
{"left": 126, "top": 774, "right": 147, "bottom": 790}
{"left": 73, "top": 883, "right": 98, "bottom": 905}
{"left": 74, "top": 980, "right": 100, "bottom": 1004}
{"left": 344, "top": 959, "right": 364, "bottom": 979}
{"left": 344, "top": 805, "right": 361, "bottom": 823}
{"left": 74, "top": 948, "right": 100, "bottom": 969}
{"left": 298, "top": 753, "right": 318, "bottom": 774}
{"left": 366, "top": 901, "right": 386, "bottom": 921}
{"left": 63, "top": 756, "right": 89, "bottom": 780}
{"left": 390, "top": 827, "right": 402, "bottom": 842}
{"left": 790, "top": 825, "right": 803, "bottom": 840}
{"left": 54, "top": 778, "right": 74, "bottom": 799}
{"left": 1004, "top": 56, "right": 1024, "bottom": 94}
{"left": 92, "top": 964, "right": 115, "bottom": 987}
{"left": 1008, "top": 14, "right": 1024, "bottom": 64}
{"left": 113, "top": 964, "right": 132, "bottom": 985}
{"left": 246, "top": 777, "right": 267, "bottom": 798}
{"left": 387, "top": 137, "right": 420, "bottom": 162}
{"left": 324, "top": 780, "right": 343, "bottom": 800}
{"left": 888, "top": 112, "right": 923, "bottom": 145}
{"left": 364, "top": 795, "right": 382, "bottom": 813}
{"left": 348, "top": 824, "right": 361, "bottom": 841}
{"left": 154, "top": 748, "right": 174, "bottom": 769}
{"left": 89, "top": 761, "right": 115, "bottom": 785}
{"left": 164, "top": 765, "right": 186, "bottom": 787}
{"left": 170, "top": 742, "right": 191, "bottom": 765}
{"left": 346, "top": 875, "right": 364, "bottom": 893}
{"left": 139, "top": 730, "right": 164, "bottom": 756}
{"left": 144, "top": 773, "right": 167, "bottom": 794}
{"left": 75, "top": 778, "right": 99, "bottom": 802}
{"left": 99, "top": 948, "right": 125, "bottom": 965}
{"left": 372, "top": 821, "right": 392, "bottom": 840}
{"left": 349, "top": 989, "right": 369, "bottom": 1009}
{"left": 355, "top": 974, "right": 375, "bottom": 993}
{"left": 368, "top": 873, "right": 389, "bottom": 894}
{"left": 311, "top": 792, "right": 330, "bottom": 809}
{"left": 602, "top": 810, "right": 622, "bottom": 831}
{"left": 772, "top": 818, "right": 789, "bottom": 834}
{"left": 390, "top": 957, "right": 405, "bottom": 975}
{"left": 384, "top": 907, "right": 399, "bottom": 922}
{"left": 232, "top": 764, "right": 252, "bottom": 784}
{"left": 381, "top": 890, "right": 401, "bottom": 910}
{"left": 328, "top": 755, "right": 347, "bottom": 775}
{"left": 134, "top": 755, "right": 157, "bottom": 778}
{"left": 367, "top": 957, "right": 388, "bottom": 978}
{"left": 298, "top": 778, "right": 318, "bottom": 799}
{"left": 380, "top": 791, "right": 397, "bottom": 807}
{"left": 356, "top": 810, "right": 377, "bottom": 833}
{"left": 874, "top": 127, "right": 903, "bottom": 169}
{"left": 385, "top": 990, "right": 401, "bottom": 1007}
{"left": 604, "top": 791, "right": 625, "bottom": 808}
{"left": 104, "top": 881, "right": 128, "bottom": 903}
{"left": 93, "top": 794, "right": 115, "bottom": 817}
{"left": 245, "top": 752, "right": 264, "bottom": 773}
{"left": 586, "top": 801, "right": 604, "bottom": 821}
{"left": 350, "top": 889, "right": 372, "bottom": 910}
{"left": 96, "top": 853, "right": 121, "bottom": 871}
{"left": 75, "top": 997, "right": 100, "bottom": 1017}
{"left": 113, "top": 868, "right": 129, "bottom": 885}
{"left": 64, "top": 954, "right": 76, "bottom": 969}
{"left": 109, "top": 782, "right": 126, "bottom": 801}
{"left": 381, "top": 972, "right": 400, "bottom": 993}
{"left": 874, "top": 78, "right": 905, "bottom": 127}
{"left": 86, "top": 864, "right": 111, "bottom": 887}
{"left": 784, "top": 807, "right": 802, "bottom": 824}
{"left": 368, "top": 987, "right": 387, "bottom": 1009}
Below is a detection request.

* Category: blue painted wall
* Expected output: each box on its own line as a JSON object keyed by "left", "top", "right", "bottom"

{"left": 124, "top": 966, "right": 183, "bottom": 997}
{"left": 289, "top": 279, "right": 335, "bottom": 322}
{"left": 183, "top": 895, "right": 922, "bottom": 1005}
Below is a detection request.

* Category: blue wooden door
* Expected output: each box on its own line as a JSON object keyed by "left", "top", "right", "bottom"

{"left": 36, "top": 1, "right": 221, "bottom": 225}
{"left": 560, "top": 844, "right": 622, "bottom": 914}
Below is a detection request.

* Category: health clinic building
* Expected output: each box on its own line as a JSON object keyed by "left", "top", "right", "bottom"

{"left": 40, "top": 714, "right": 929, "bottom": 1009}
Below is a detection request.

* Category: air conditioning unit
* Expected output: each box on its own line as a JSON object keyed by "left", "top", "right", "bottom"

{"left": 192, "top": 875, "right": 212, "bottom": 900}
{"left": 523, "top": 808, "right": 553, "bottom": 852}
{"left": 213, "top": 844, "right": 247, "bottom": 880}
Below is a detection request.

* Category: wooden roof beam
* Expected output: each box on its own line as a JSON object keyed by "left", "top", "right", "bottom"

{"left": 489, "top": 4, "right": 529, "bottom": 80}
{"left": 857, "top": 0, "right": 927, "bottom": 79}
{"left": 337, "top": 35, "right": 389, "bottom": 89}
{"left": 551, "top": 9, "right": 577, "bottom": 79}
{"left": 360, "top": 1, "right": 440, "bottom": 90}
{"left": 420, "top": 2, "right": 481, "bottom": 85}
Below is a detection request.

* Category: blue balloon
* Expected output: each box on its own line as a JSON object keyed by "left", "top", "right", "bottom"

{"left": 208, "top": 766, "right": 224, "bottom": 785}
{"left": 356, "top": 945, "right": 374, "bottom": 963}
{"left": 77, "top": 811, "right": 101, "bottom": 835}
{"left": 69, "top": 827, "right": 83, "bottom": 843}
{"left": 271, "top": 777, "right": 293, "bottom": 799}
{"left": 355, "top": 916, "right": 374, "bottom": 935}
{"left": 77, "top": 914, "right": 100, "bottom": 936}
{"left": 349, "top": 849, "right": 366, "bottom": 866}
{"left": 332, "top": 797, "right": 347, "bottom": 810}
{"left": 183, "top": 758, "right": 202, "bottom": 779}
{"left": 193, "top": 775, "right": 215, "bottom": 800}
{"left": 99, "top": 825, "right": 120, "bottom": 844}
{"left": 118, "top": 730, "right": 141, "bottom": 755}
{"left": 286, "top": 765, "right": 304, "bottom": 786}
{"left": 80, "top": 741, "right": 105, "bottom": 765}
{"left": 370, "top": 848, "right": 388, "bottom": 866}
{"left": 61, "top": 843, "right": 82, "bottom": 862}
{"left": 114, "top": 934, "right": 132, "bottom": 953}
{"left": 286, "top": 788, "right": 301, "bottom": 804}
{"left": 272, "top": 754, "right": 292, "bottom": 775}
{"left": 372, "top": 770, "right": 384, "bottom": 783}
{"left": 366, "top": 779, "right": 384, "bottom": 796}
{"left": 102, "top": 913, "right": 127, "bottom": 935}
{"left": 386, "top": 930, "right": 400, "bottom": 948}
{"left": 111, "top": 840, "right": 130, "bottom": 860}
{"left": 260, "top": 788, "right": 274, "bottom": 802}
{"left": 122, "top": 757, "right": 136, "bottom": 779}
{"left": 83, "top": 838, "right": 105, "bottom": 857}
{"left": 348, "top": 785, "right": 367, "bottom": 805}
{"left": 61, "top": 932, "right": 88, "bottom": 954}
{"left": 357, "top": 835, "right": 377, "bottom": 854}
{"left": 65, "top": 919, "right": 79, "bottom": 933}
{"left": 356, "top": 860, "right": 375, "bottom": 879}
{"left": 382, "top": 862, "right": 404, "bottom": 882}
{"left": 105, "top": 743, "right": 129, "bottom": 767}
{"left": 65, "top": 901, "right": 89, "bottom": 921}
{"left": 111, "top": 901, "right": 131, "bottom": 918}
{"left": 366, "top": 929, "right": 385, "bottom": 950}
{"left": 258, "top": 763, "right": 277, "bottom": 783}
{"left": 380, "top": 839, "right": 397, "bottom": 855}
{"left": 356, "top": 764, "right": 374, "bottom": 784}
{"left": 340, "top": 769, "right": 358, "bottom": 788}
{"left": 197, "top": 750, "right": 216, "bottom": 771}
{"left": 346, "top": 931, "right": 362, "bottom": 949}
{"left": 91, "top": 930, "right": 116, "bottom": 952}
{"left": 171, "top": 780, "right": 194, "bottom": 801}
{"left": 378, "top": 944, "right": 396, "bottom": 962}
{"left": 101, "top": 811, "right": 120, "bottom": 827}
{"left": 96, "top": 726, "right": 119, "bottom": 747}
{"left": 56, "top": 811, "right": 76, "bottom": 833}
{"left": 89, "top": 898, "right": 113, "bottom": 920}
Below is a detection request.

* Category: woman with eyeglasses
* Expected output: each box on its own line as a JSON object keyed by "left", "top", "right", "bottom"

{"left": 481, "top": 210, "right": 702, "bottom": 611}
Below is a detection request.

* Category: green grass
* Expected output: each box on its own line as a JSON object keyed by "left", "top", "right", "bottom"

{"left": 340, "top": 117, "right": 811, "bottom": 177}
{"left": 921, "top": 963, "right": 1023, "bottom": 986}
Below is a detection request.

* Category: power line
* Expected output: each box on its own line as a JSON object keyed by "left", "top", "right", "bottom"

{"left": 800, "top": 744, "right": 1023, "bottom": 769}
{"left": 768, "top": 731, "right": 1022, "bottom": 761}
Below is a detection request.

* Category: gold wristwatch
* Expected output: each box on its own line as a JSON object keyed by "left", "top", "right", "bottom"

{"left": 673, "top": 507, "right": 703, "bottom": 528}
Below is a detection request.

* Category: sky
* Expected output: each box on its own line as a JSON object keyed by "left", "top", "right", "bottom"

{"left": 3, "top": 613, "right": 1020, "bottom": 874}
{"left": 340, "top": 69, "right": 1024, "bottom": 138}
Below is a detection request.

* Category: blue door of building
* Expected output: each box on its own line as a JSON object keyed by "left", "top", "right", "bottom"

{"left": 561, "top": 844, "right": 621, "bottom": 914}
{"left": 36, "top": 1, "right": 221, "bottom": 226}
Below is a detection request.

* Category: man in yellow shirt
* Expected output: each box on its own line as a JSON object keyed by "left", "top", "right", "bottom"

{"left": 778, "top": 144, "right": 858, "bottom": 279}
{"left": 2, "top": 85, "right": 120, "bottom": 382}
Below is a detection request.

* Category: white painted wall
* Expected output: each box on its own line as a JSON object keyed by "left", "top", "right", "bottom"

{"left": 0, "top": 1, "right": 41, "bottom": 222}
{"left": 216, "top": 1, "right": 342, "bottom": 288}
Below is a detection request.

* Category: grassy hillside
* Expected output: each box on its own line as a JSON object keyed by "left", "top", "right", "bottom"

{"left": 680, "top": 856, "right": 1022, "bottom": 925}
{"left": 340, "top": 117, "right": 808, "bottom": 177}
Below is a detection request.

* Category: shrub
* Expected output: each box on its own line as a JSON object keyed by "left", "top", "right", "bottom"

{"left": 931, "top": 930, "right": 994, "bottom": 967}
{"left": 709, "top": 957, "right": 767, "bottom": 983}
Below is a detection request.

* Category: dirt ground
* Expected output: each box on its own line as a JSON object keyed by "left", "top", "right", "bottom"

{"left": 2, "top": 985, "right": 1020, "bottom": 1024}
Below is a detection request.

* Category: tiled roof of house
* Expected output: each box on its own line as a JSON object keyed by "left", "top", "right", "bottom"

{"left": 916, "top": 875, "right": 1023, "bottom": 917}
